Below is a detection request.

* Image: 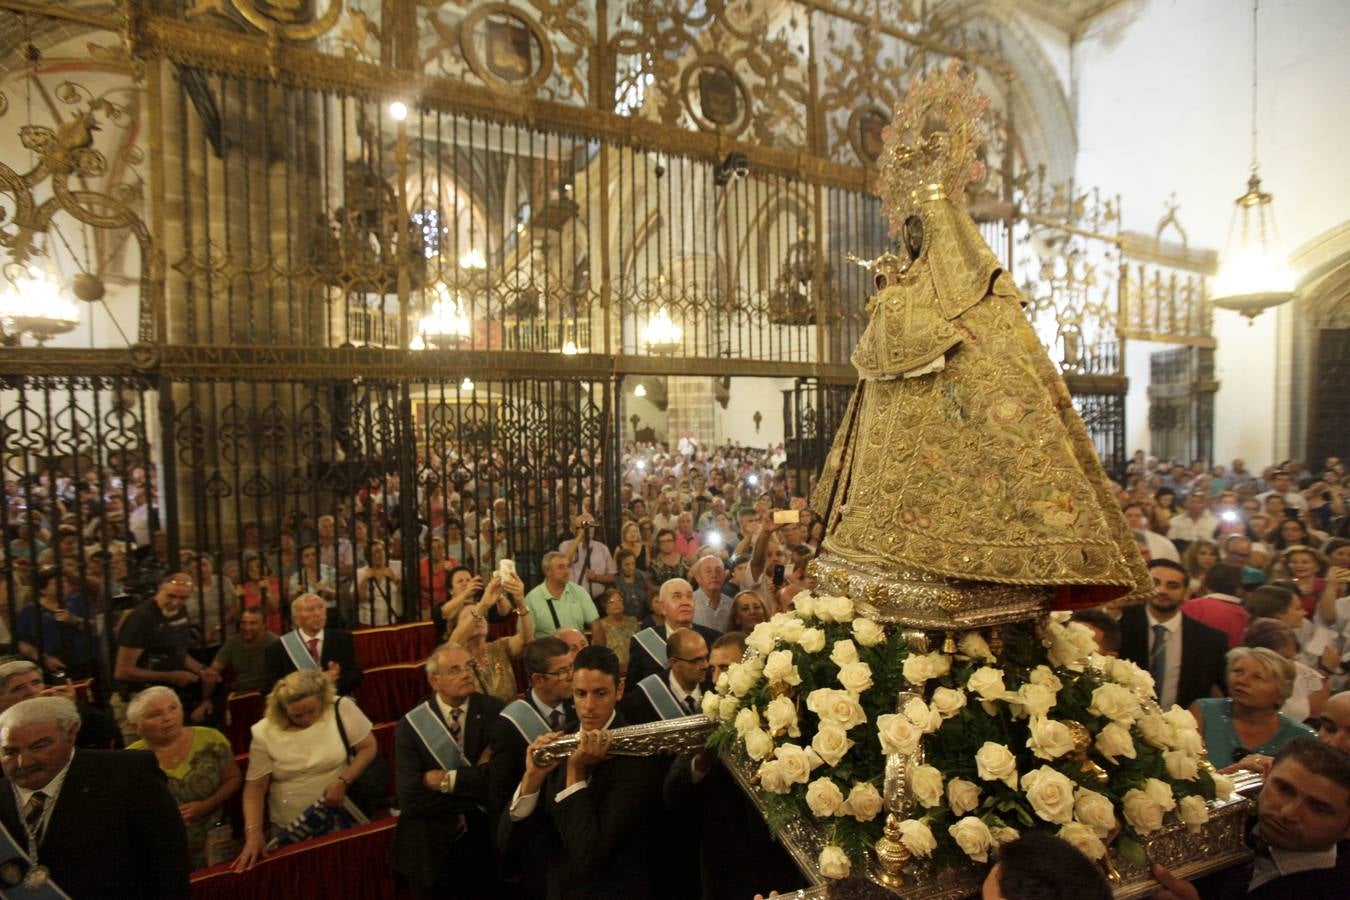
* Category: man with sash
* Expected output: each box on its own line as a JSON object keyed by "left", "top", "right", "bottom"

{"left": 621, "top": 628, "right": 709, "bottom": 726}
{"left": 262, "top": 592, "right": 363, "bottom": 697}
{"left": 625, "top": 578, "right": 721, "bottom": 694}
{"left": 391, "top": 642, "right": 503, "bottom": 899}
{"left": 0, "top": 696, "right": 188, "bottom": 898}
{"left": 488, "top": 636, "right": 576, "bottom": 899}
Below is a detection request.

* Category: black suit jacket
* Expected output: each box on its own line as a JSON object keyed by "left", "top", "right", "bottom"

{"left": 262, "top": 628, "right": 364, "bottom": 696}
{"left": 1195, "top": 829, "right": 1350, "bottom": 899}
{"left": 1120, "top": 605, "right": 1228, "bottom": 709}
{"left": 0, "top": 749, "right": 189, "bottom": 899}
{"left": 390, "top": 692, "right": 504, "bottom": 891}
{"left": 624, "top": 622, "right": 720, "bottom": 694}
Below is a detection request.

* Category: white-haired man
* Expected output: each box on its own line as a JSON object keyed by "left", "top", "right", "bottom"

{"left": 0, "top": 696, "right": 188, "bottom": 896}
{"left": 0, "top": 659, "right": 120, "bottom": 749}
{"left": 625, "top": 578, "right": 720, "bottom": 693}
{"left": 261, "top": 592, "right": 363, "bottom": 696}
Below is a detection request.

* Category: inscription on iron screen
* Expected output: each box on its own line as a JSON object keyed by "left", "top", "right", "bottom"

{"left": 854, "top": 108, "right": 890, "bottom": 164}
{"left": 486, "top": 16, "right": 533, "bottom": 82}
{"left": 698, "top": 67, "right": 741, "bottom": 126}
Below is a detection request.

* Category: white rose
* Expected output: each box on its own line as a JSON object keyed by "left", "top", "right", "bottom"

{"left": 811, "top": 723, "right": 854, "bottom": 767}
{"left": 818, "top": 844, "right": 851, "bottom": 880}
{"left": 927, "top": 652, "right": 953, "bottom": 677}
{"left": 1058, "top": 822, "right": 1107, "bottom": 861}
{"left": 946, "top": 778, "right": 982, "bottom": 816}
{"left": 807, "top": 688, "right": 868, "bottom": 730}
{"left": 1022, "top": 765, "right": 1077, "bottom": 824}
{"left": 758, "top": 760, "right": 790, "bottom": 794}
{"left": 734, "top": 707, "right": 761, "bottom": 738}
{"left": 896, "top": 819, "right": 937, "bottom": 857}
{"left": 1108, "top": 657, "right": 1152, "bottom": 692}
{"left": 1122, "top": 788, "right": 1167, "bottom": 834}
{"left": 909, "top": 764, "right": 944, "bottom": 808}
{"left": 1094, "top": 722, "right": 1138, "bottom": 763}
{"left": 764, "top": 649, "right": 802, "bottom": 687}
{"left": 773, "top": 615, "right": 806, "bottom": 645}
{"left": 948, "top": 816, "right": 995, "bottom": 863}
{"left": 746, "top": 622, "right": 777, "bottom": 655}
{"left": 1178, "top": 795, "right": 1210, "bottom": 830}
{"left": 1143, "top": 777, "right": 1177, "bottom": 812}
{"left": 958, "top": 632, "right": 994, "bottom": 662}
{"left": 728, "top": 663, "right": 760, "bottom": 698}
{"left": 1212, "top": 773, "right": 1235, "bottom": 801}
{"left": 765, "top": 695, "right": 799, "bottom": 737}
{"left": 1027, "top": 717, "right": 1076, "bottom": 761}
{"left": 718, "top": 695, "right": 740, "bottom": 721}
{"left": 774, "top": 743, "right": 821, "bottom": 785}
{"left": 806, "top": 777, "right": 846, "bottom": 818}
{"left": 797, "top": 627, "right": 826, "bottom": 653}
{"left": 1029, "top": 665, "right": 1064, "bottom": 693}
{"left": 701, "top": 693, "right": 720, "bottom": 719}
{"left": 903, "top": 698, "right": 942, "bottom": 734}
{"left": 931, "top": 686, "right": 967, "bottom": 718}
{"left": 1163, "top": 750, "right": 1199, "bottom": 781}
{"left": 716, "top": 672, "right": 730, "bottom": 694}
{"left": 845, "top": 781, "right": 883, "bottom": 822}
{"left": 876, "top": 714, "right": 922, "bottom": 756}
{"left": 823, "top": 594, "right": 855, "bottom": 623}
{"left": 991, "top": 826, "right": 1021, "bottom": 844}
{"left": 902, "top": 653, "right": 935, "bottom": 685}
{"left": 1136, "top": 714, "right": 1174, "bottom": 749}
{"left": 830, "top": 639, "right": 859, "bottom": 667}
{"left": 1066, "top": 621, "right": 1101, "bottom": 657}
{"left": 967, "top": 666, "right": 1007, "bottom": 702}
{"left": 1074, "top": 787, "right": 1118, "bottom": 837}
{"left": 852, "top": 618, "right": 886, "bottom": 647}
{"left": 1046, "top": 623, "right": 1088, "bottom": 669}
{"left": 975, "top": 741, "right": 1019, "bottom": 789}
{"left": 1088, "top": 683, "right": 1142, "bottom": 724}
{"left": 1163, "top": 706, "right": 1197, "bottom": 736}
{"left": 1015, "top": 683, "right": 1058, "bottom": 720}
{"left": 837, "top": 661, "right": 874, "bottom": 695}
{"left": 792, "top": 592, "right": 816, "bottom": 619}
{"left": 1172, "top": 726, "right": 1204, "bottom": 757}
{"left": 743, "top": 728, "right": 775, "bottom": 761}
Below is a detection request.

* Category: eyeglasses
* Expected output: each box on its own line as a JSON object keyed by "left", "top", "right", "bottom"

{"left": 671, "top": 654, "right": 709, "bottom": 665}
{"left": 543, "top": 665, "right": 574, "bottom": 679}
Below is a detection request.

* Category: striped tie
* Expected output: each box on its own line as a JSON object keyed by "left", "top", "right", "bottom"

{"left": 23, "top": 791, "right": 46, "bottom": 840}
{"left": 449, "top": 705, "right": 463, "bottom": 742}
{"left": 1149, "top": 624, "right": 1169, "bottom": 693}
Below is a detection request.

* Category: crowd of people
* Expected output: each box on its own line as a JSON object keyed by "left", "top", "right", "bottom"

{"left": 0, "top": 442, "right": 1347, "bottom": 897}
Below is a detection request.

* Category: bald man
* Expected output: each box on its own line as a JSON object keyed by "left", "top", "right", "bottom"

{"left": 1319, "top": 691, "right": 1350, "bottom": 754}
{"left": 625, "top": 579, "right": 721, "bottom": 694}
{"left": 621, "top": 629, "right": 709, "bottom": 725}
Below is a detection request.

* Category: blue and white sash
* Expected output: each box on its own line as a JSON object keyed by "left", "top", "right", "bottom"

{"left": 633, "top": 627, "right": 667, "bottom": 668}
{"left": 406, "top": 701, "right": 465, "bottom": 770}
{"left": 0, "top": 818, "right": 71, "bottom": 898}
{"left": 637, "top": 673, "right": 686, "bottom": 721}
{"left": 280, "top": 630, "right": 320, "bottom": 671}
{"left": 500, "top": 699, "right": 551, "bottom": 744}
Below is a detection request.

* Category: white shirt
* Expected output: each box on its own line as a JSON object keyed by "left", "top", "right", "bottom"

{"left": 246, "top": 696, "right": 372, "bottom": 827}
{"left": 297, "top": 627, "right": 324, "bottom": 661}
{"left": 1147, "top": 610, "right": 1184, "bottom": 709}
{"left": 1257, "top": 489, "right": 1309, "bottom": 513}
{"left": 1143, "top": 530, "right": 1181, "bottom": 563}
{"left": 693, "top": 588, "right": 733, "bottom": 633}
{"left": 13, "top": 752, "right": 73, "bottom": 850}
{"left": 1166, "top": 512, "right": 1220, "bottom": 544}
{"left": 667, "top": 672, "right": 702, "bottom": 714}
{"left": 509, "top": 711, "right": 618, "bottom": 821}
{"left": 560, "top": 539, "right": 616, "bottom": 599}
{"left": 1249, "top": 829, "right": 1338, "bottom": 891}
{"left": 529, "top": 690, "right": 566, "bottom": 728}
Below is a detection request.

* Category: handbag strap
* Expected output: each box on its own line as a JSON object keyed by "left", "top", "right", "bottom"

{"left": 333, "top": 696, "right": 355, "bottom": 763}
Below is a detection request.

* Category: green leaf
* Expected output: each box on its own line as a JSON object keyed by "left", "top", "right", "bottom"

{"left": 1115, "top": 835, "right": 1148, "bottom": 868}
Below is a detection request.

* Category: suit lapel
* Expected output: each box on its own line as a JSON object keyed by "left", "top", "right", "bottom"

{"left": 1177, "top": 618, "right": 1199, "bottom": 704}
{"left": 35, "top": 751, "right": 86, "bottom": 852}
{"left": 0, "top": 776, "right": 19, "bottom": 839}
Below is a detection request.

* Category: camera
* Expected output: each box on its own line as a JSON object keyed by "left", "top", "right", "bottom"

{"left": 771, "top": 564, "right": 787, "bottom": 588}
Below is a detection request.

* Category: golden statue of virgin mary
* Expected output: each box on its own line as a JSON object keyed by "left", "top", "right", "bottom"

{"left": 812, "top": 63, "right": 1151, "bottom": 628}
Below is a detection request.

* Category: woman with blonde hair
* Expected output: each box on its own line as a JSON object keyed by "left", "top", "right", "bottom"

{"left": 233, "top": 669, "right": 378, "bottom": 870}
{"left": 1181, "top": 539, "right": 1219, "bottom": 593}
{"left": 1190, "top": 646, "right": 1314, "bottom": 770}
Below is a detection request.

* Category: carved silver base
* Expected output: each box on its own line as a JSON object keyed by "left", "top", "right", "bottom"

{"left": 530, "top": 714, "right": 717, "bottom": 764}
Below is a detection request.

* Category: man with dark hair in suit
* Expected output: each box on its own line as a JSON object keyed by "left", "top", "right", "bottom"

{"left": 622, "top": 628, "right": 708, "bottom": 725}
{"left": 261, "top": 592, "right": 363, "bottom": 696}
{"left": 1152, "top": 736, "right": 1350, "bottom": 899}
{"left": 505, "top": 645, "right": 660, "bottom": 899}
{"left": 391, "top": 642, "right": 504, "bottom": 899}
{"left": 1120, "top": 559, "right": 1227, "bottom": 709}
{"left": 489, "top": 636, "right": 577, "bottom": 899}
{"left": 625, "top": 578, "right": 720, "bottom": 693}
{"left": 0, "top": 696, "right": 188, "bottom": 897}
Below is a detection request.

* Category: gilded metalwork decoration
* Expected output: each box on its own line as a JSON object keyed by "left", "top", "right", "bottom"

{"left": 531, "top": 713, "right": 716, "bottom": 764}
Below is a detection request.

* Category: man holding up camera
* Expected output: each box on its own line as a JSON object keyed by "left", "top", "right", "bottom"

{"left": 560, "top": 515, "right": 615, "bottom": 601}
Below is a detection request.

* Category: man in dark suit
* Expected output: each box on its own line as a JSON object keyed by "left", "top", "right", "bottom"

{"left": 504, "top": 645, "right": 660, "bottom": 899}
{"left": 262, "top": 592, "right": 363, "bottom": 696}
{"left": 1152, "top": 737, "right": 1350, "bottom": 899}
{"left": 621, "top": 628, "right": 708, "bottom": 725}
{"left": 1120, "top": 559, "right": 1227, "bottom": 710}
{"left": 391, "top": 642, "right": 504, "bottom": 899}
{"left": 625, "top": 578, "right": 720, "bottom": 694}
{"left": 0, "top": 695, "right": 188, "bottom": 898}
{"left": 488, "top": 636, "right": 576, "bottom": 899}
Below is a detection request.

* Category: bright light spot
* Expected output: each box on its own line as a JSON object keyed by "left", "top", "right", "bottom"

{"left": 562, "top": 340, "right": 578, "bottom": 355}
{"left": 458, "top": 248, "right": 486, "bottom": 270}
{"left": 460, "top": 377, "right": 475, "bottom": 392}
{"left": 388, "top": 101, "right": 409, "bottom": 121}
{"left": 634, "top": 383, "right": 647, "bottom": 398}
{"left": 409, "top": 334, "right": 426, "bottom": 351}
{"left": 748, "top": 474, "right": 759, "bottom": 486}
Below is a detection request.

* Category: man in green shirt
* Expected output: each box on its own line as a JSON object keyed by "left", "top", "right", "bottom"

{"left": 197, "top": 608, "right": 279, "bottom": 720}
{"left": 524, "top": 551, "right": 599, "bottom": 637}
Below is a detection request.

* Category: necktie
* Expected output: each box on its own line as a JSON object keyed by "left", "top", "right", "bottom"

{"left": 306, "top": 637, "right": 320, "bottom": 662}
{"left": 449, "top": 705, "right": 463, "bottom": 742}
{"left": 23, "top": 791, "right": 46, "bottom": 840}
{"left": 1149, "top": 624, "right": 1168, "bottom": 691}
{"left": 684, "top": 695, "right": 698, "bottom": 715}
{"left": 548, "top": 709, "right": 563, "bottom": 731}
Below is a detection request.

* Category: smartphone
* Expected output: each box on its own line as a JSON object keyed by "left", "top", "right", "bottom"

{"left": 771, "top": 564, "right": 786, "bottom": 587}
{"left": 773, "top": 509, "right": 801, "bottom": 525}
{"left": 498, "top": 558, "right": 516, "bottom": 579}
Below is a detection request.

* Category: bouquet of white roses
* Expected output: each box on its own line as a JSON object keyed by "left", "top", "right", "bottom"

{"left": 705, "top": 593, "right": 1234, "bottom": 880}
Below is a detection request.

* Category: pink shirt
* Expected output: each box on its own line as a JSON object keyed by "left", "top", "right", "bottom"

{"left": 1182, "top": 594, "right": 1250, "bottom": 649}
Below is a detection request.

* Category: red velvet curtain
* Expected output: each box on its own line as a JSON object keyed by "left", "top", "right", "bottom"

{"left": 224, "top": 691, "right": 264, "bottom": 755}
{"left": 352, "top": 622, "right": 439, "bottom": 669}
{"left": 353, "top": 664, "right": 427, "bottom": 724}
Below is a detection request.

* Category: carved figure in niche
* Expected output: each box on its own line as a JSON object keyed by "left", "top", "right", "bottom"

{"left": 814, "top": 62, "right": 1150, "bottom": 609}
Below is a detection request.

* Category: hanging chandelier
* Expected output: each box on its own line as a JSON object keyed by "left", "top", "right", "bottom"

{"left": 413, "top": 282, "right": 472, "bottom": 349}
{"left": 0, "top": 263, "right": 79, "bottom": 345}
{"left": 643, "top": 305, "right": 682, "bottom": 354}
{"left": 1211, "top": 0, "right": 1296, "bottom": 320}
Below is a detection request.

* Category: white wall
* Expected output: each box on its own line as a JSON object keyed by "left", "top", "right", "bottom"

{"left": 1073, "top": 0, "right": 1350, "bottom": 465}
{"left": 715, "top": 377, "right": 795, "bottom": 448}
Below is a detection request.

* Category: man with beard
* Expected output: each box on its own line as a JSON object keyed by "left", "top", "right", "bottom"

{"left": 1120, "top": 559, "right": 1227, "bottom": 709}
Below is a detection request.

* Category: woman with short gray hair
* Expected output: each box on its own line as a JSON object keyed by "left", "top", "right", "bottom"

{"left": 1190, "top": 645, "right": 1315, "bottom": 770}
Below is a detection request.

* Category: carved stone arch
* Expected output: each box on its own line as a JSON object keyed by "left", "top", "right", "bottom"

{"left": 1284, "top": 220, "right": 1350, "bottom": 463}
{"left": 924, "top": 0, "right": 1078, "bottom": 185}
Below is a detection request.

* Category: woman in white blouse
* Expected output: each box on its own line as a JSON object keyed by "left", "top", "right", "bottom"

{"left": 233, "top": 669, "right": 378, "bottom": 870}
